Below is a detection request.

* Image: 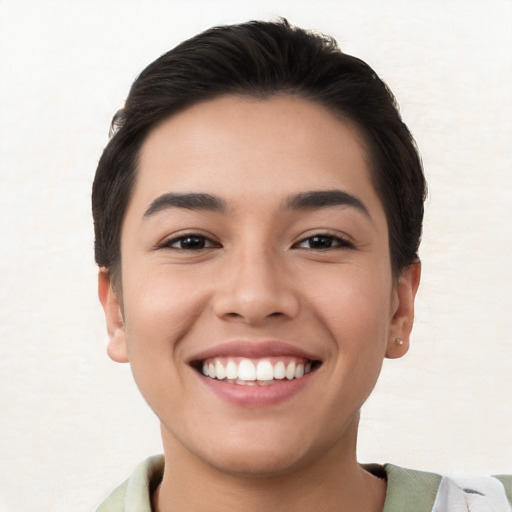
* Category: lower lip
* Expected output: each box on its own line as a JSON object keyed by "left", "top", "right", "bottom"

{"left": 197, "top": 372, "right": 315, "bottom": 407}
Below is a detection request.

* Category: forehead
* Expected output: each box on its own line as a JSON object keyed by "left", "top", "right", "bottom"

{"left": 130, "top": 94, "right": 383, "bottom": 219}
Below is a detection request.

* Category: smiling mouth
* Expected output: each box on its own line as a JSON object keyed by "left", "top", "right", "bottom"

{"left": 193, "top": 357, "right": 322, "bottom": 386}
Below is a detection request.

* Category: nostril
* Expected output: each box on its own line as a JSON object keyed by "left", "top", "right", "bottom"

{"left": 225, "top": 312, "right": 243, "bottom": 319}
{"left": 213, "top": 284, "right": 300, "bottom": 324}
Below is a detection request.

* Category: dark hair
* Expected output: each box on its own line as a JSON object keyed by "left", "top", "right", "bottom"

{"left": 92, "top": 19, "right": 426, "bottom": 283}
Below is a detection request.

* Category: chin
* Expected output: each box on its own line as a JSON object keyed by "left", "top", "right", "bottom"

{"left": 188, "top": 426, "right": 326, "bottom": 479}
{"left": 205, "top": 446, "right": 311, "bottom": 479}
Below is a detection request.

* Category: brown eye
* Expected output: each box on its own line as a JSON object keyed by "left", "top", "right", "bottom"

{"left": 165, "top": 235, "right": 218, "bottom": 250}
{"left": 296, "top": 235, "right": 353, "bottom": 250}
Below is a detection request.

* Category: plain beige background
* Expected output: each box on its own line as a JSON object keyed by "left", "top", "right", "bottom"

{"left": 1, "top": 1, "right": 511, "bottom": 510}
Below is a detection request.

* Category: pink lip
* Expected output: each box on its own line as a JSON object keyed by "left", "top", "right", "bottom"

{"left": 188, "top": 340, "right": 321, "bottom": 407}
{"left": 188, "top": 340, "right": 319, "bottom": 363}
{"left": 197, "top": 370, "right": 315, "bottom": 407}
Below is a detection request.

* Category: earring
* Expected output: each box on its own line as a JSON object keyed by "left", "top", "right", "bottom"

{"left": 395, "top": 338, "right": 404, "bottom": 346}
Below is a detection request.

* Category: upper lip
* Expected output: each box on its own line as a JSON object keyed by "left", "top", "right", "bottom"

{"left": 187, "top": 340, "right": 320, "bottom": 364}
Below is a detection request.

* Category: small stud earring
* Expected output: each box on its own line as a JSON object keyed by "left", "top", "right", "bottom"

{"left": 395, "top": 338, "right": 404, "bottom": 346}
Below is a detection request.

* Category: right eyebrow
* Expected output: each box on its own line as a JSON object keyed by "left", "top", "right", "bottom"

{"left": 285, "top": 189, "right": 371, "bottom": 219}
{"left": 143, "top": 192, "right": 227, "bottom": 218}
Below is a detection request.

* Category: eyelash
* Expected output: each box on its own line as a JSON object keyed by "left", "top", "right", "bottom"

{"left": 293, "top": 234, "right": 355, "bottom": 251}
{"left": 159, "top": 234, "right": 220, "bottom": 251}
{"left": 159, "top": 233, "right": 354, "bottom": 251}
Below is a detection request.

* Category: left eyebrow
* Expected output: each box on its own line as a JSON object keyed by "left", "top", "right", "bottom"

{"left": 285, "top": 189, "right": 371, "bottom": 219}
{"left": 143, "top": 192, "right": 227, "bottom": 218}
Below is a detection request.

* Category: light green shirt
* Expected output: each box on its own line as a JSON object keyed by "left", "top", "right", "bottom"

{"left": 96, "top": 455, "right": 512, "bottom": 512}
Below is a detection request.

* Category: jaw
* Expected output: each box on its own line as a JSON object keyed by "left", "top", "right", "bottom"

{"left": 159, "top": 401, "right": 362, "bottom": 480}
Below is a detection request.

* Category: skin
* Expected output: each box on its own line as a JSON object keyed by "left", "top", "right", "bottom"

{"left": 99, "top": 95, "right": 420, "bottom": 512}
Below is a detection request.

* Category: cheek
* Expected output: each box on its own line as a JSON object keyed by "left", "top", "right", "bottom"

{"left": 121, "top": 269, "right": 210, "bottom": 371}
{"left": 119, "top": 274, "right": 207, "bottom": 423}
{"left": 308, "top": 262, "right": 393, "bottom": 333}
{"left": 309, "top": 265, "right": 393, "bottom": 386}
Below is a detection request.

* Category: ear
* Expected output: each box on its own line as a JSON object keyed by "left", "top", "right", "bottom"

{"left": 98, "top": 269, "right": 129, "bottom": 363}
{"left": 385, "top": 261, "right": 421, "bottom": 359}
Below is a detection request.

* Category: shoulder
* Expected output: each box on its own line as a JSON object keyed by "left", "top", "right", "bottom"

{"left": 95, "top": 455, "right": 164, "bottom": 512}
{"left": 381, "top": 464, "right": 512, "bottom": 512}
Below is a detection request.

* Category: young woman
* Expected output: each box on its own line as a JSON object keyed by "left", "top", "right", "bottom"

{"left": 92, "top": 20, "right": 511, "bottom": 512}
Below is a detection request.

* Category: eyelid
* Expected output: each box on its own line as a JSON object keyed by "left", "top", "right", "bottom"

{"left": 155, "top": 230, "right": 221, "bottom": 250}
{"left": 292, "top": 231, "right": 355, "bottom": 250}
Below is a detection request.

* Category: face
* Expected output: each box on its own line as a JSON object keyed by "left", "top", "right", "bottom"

{"left": 100, "top": 95, "right": 419, "bottom": 477}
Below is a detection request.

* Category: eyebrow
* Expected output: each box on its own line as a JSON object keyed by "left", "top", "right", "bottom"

{"left": 285, "top": 189, "right": 371, "bottom": 218}
{"left": 143, "top": 189, "right": 370, "bottom": 219}
{"left": 143, "top": 192, "right": 227, "bottom": 217}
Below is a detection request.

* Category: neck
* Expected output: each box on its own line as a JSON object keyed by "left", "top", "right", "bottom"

{"left": 153, "top": 418, "right": 386, "bottom": 512}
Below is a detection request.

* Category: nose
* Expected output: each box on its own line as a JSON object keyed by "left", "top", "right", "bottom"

{"left": 213, "top": 247, "right": 300, "bottom": 325}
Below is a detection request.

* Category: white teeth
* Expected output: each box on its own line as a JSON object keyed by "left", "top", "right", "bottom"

{"left": 238, "top": 359, "right": 256, "bottom": 381}
{"left": 256, "top": 360, "right": 274, "bottom": 381}
{"left": 226, "top": 360, "right": 238, "bottom": 380}
{"left": 200, "top": 357, "right": 315, "bottom": 382}
{"left": 285, "top": 362, "right": 296, "bottom": 380}
{"left": 274, "top": 361, "right": 286, "bottom": 380}
{"left": 215, "top": 360, "right": 226, "bottom": 380}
